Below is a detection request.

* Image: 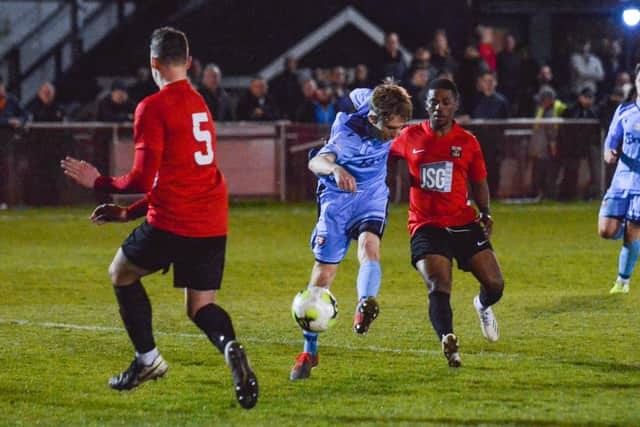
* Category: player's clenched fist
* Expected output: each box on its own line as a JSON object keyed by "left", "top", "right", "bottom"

{"left": 332, "top": 165, "right": 357, "bottom": 193}
{"left": 604, "top": 149, "right": 620, "bottom": 165}
{"left": 60, "top": 156, "right": 100, "bottom": 189}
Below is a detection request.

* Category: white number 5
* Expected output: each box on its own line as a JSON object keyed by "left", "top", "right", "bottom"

{"left": 192, "top": 112, "right": 214, "bottom": 165}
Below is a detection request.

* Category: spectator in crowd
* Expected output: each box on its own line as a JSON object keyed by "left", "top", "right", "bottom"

{"left": 29, "top": 82, "right": 64, "bottom": 122}
{"left": 559, "top": 87, "right": 600, "bottom": 199}
{"left": 515, "top": 45, "right": 540, "bottom": 116}
{"left": 569, "top": 39, "right": 604, "bottom": 97}
{"left": 469, "top": 70, "right": 509, "bottom": 196}
{"left": 470, "top": 70, "right": 509, "bottom": 119}
{"left": 600, "top": 38, "right": 624, "bottom": 96}
{"left": 270, "top": 56, "right": 303, "bottom": 120}
{"left": 236, "top": 76, "right": 279, "bottom": 121}
{"left": 97, "top": 80, "right": 135, "bottom": 122}
{"left": 406, "top": 47, "right": 437, "bottom": 84}
{"left": 537, "top": 64, "right": 556, "bottom": 92}
{"left": 199, "top": 63, "right": 233, "bottom": 121}
{"left": 518, "top": 64, "right": 556, "bottom": 117}
{"left": 0, "top": 77, "right": 27, "bottom": 128}
{"left": 612, "top": 71, "right": 633, "bottom": 100}
{"left": 349, "top": 64, "right": 372, "bottom": 90}
{"left": 529, "top": 85, "right": 567, "bottom": 199}
{"left": 330, "top": 66, "right": 352, "bottom": 113}
{"left": 406, "top": 68, "right": 430, "bottom": 119}
{"left": 26, "top": 81, "right": 66, "bottom": 206}
{"left": 301, "top": 78, "right": 317, "bottom": 101}
{"left": 128, "top": 67, "right": 157, "bottom": 104}
{"left": 497, "top": 33, "right": 521, "bottom": 114}
{"left": 295, "top": 81, "right": 336, "bottom": 124}
{"left": 430, "top": 29, "right": 458, "bottom": 76}
{"left": 313, "top": 68, "right": 331, "bottom": 86}
{"left": 476, "top": 25, "right": 496, "bottom": 71}
{"left": 457, "top": 45, "right": 489, "bottom": 113}
{"left": 188, "top": 57, "right": 203, "bottom": 86}
{"left": 371, "top": 32, "right": 407, "bottom": 84}
{"left": 295, "top": 78, "right": 316, "bottom": 122}
{"left": 295, "top": 78, "right": 317, "bottom": 122}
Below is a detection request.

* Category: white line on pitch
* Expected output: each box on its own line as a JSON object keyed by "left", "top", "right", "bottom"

{"left": 1, "top": 317, "right": 527, "bottom": 360}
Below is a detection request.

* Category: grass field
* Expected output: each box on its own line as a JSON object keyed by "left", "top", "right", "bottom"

{"left": 1, "top": 201, "right": 639, "bottom": 426}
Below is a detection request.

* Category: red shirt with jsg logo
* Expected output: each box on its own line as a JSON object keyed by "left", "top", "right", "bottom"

{"left": 390, "top": 120, "right": 487, "bottom": 234}
{"left": 94, "top": 79, "right": 228, "bottom": 237}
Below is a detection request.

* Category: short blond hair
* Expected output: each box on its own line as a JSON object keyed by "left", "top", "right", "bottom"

{"left": 369, "top": 83, "right": 412, "bottom": 123}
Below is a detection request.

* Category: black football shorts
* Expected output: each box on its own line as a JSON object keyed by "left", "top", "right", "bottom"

{"left": 121, "top": 221, "right": 226, "bottom": 290}
{"left": 410, "top": 221, "right": 492, "bottom": 271}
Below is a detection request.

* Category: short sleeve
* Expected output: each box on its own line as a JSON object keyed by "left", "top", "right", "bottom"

{"left": 317, "top": 129, "right": 360, "bottom": 162}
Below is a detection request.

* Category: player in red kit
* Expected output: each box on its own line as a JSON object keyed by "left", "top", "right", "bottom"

{"left": 390, "top": 78, "right": 505, "bottom": 367}
{"left": 61, "top": 27, "right": 258, "bottom": 409}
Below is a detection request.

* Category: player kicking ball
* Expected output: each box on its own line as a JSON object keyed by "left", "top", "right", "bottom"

{"left": 598, "top": 63, "right": 640, "bottom": 295}
{"left": 290, "top": 83, "right": 413, "bottom": 380}
{"left": 60, "top": 27, "right": 257, "bottom": 409}
{"left": 390, "top": 78, "right": 504, "bottom": 367}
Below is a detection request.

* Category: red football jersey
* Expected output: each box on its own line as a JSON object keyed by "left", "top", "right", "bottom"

{"left": 94, "top": 79, "right": 228, "bottom": 237}
{"left": 390, "top": 120, "right": 487, "bottom": 234}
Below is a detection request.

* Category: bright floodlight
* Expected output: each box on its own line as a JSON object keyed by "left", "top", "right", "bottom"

{"left": 623, "top": 8, "right": 640, "bottom": 27}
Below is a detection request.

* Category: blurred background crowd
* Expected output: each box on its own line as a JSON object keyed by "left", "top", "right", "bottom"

{"left": 0, "top": 24, "right": 632, "bottom": 129}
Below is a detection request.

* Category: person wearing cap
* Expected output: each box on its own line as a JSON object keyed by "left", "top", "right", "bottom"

{"left": 529, "top": 85, "right": 567, "bottom": 199}
{"left": 96, "top": 80, "right": 135, "bottom": 122}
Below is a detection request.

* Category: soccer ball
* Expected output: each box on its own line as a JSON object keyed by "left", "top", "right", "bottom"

{"left": 291, "top": 286, "right": 338, "bottom": 333}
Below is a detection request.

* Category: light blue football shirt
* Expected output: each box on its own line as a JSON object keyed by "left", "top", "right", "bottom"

{"left": 606, "top": 101, "right": 640, "bottom": 195}
{"left": 315, "top": 89, "right": 392, "bottom": 192}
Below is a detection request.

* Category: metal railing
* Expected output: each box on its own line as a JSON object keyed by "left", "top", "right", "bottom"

{"left": 0, "top": 118, "right": 605, "bottom": 207}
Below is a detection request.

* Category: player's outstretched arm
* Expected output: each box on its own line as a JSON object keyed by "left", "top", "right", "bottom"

{"left": 308, "top": 153, "right": 356, "bottom": 193}
{"left": 471, "top": 179, "right": 493, "bottom": 238}
{"left": 60, "top": 157, "right": 100, "bottom": 189}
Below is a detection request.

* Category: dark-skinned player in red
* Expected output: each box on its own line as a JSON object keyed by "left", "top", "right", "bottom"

{"left": 390, "top": 78, "right": 505, "bottom": 367}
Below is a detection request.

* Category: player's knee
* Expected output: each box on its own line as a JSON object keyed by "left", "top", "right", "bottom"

{"left": 426, "top": 277, "right": 452, "bottom": 294}
{"left": 483, "top": 277, "right": 504, "bottom": 294}
{"left": 358, "top": 234, "right": 380, "bottom": 262}
{"left": 108, "top": 261, "right": 135, "bottom": 286}
{"left": 598, "top": 226, "right": 616, "bottom": 239}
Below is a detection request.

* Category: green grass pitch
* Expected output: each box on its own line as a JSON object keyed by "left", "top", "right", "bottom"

{"left": 1, "top": 202, "right": 639, "bottom": 426}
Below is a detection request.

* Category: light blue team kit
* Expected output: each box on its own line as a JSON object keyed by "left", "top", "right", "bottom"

{"left": 311, "top": 88, "right": 391, "bottom": 263}
{"left": 600, "top": 101, "right": 640, "bottom": 222}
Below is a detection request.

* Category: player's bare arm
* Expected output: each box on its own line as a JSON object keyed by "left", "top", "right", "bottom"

{"left": 308, "top": 152, "right": 356, "bottom": 193}
{"left": 604, "top": 148, "right": 620, "bottom": 164}
{"left": 60, "top": 156, "right": 100, "bottom": 189}
{"left": 471, "top": 179, "right": 493, "bottom": 238}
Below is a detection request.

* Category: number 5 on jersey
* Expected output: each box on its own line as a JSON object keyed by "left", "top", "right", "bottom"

{"left": 192, "top": 112, "right": 214, "bottom": 165}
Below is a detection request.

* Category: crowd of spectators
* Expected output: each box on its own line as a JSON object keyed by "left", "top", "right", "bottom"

{"left": 0, "top": 26, "right": 633, "bottom": 129}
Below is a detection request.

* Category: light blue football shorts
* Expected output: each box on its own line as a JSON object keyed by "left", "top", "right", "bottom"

{"left": 310, "top": 184, "right": 389, "bottom": 264}
{"left": 599, "top": 191, "right": 640, "bottom": 223}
